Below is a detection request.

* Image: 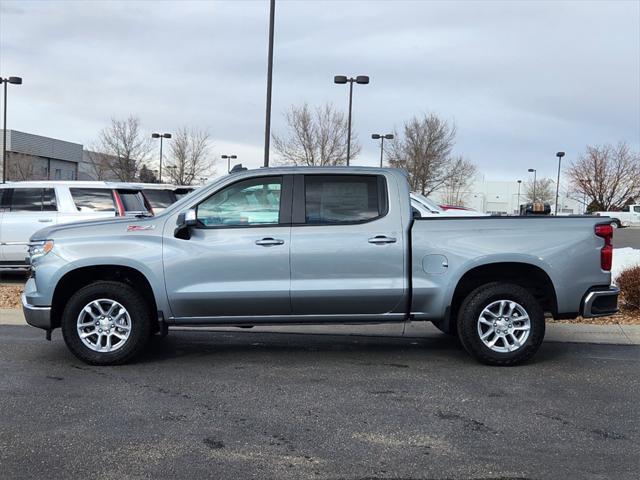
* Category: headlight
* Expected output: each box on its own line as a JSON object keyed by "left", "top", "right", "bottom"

{"left": 28, "top": 240, "right": 54, "bottom": 261}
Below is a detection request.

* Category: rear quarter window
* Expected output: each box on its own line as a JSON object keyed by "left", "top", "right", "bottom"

{"left": 117, "top": 190, "right": 148, "bottom": 212}
{"left": 143, "top": 189, "right": 176, "bottom": 209}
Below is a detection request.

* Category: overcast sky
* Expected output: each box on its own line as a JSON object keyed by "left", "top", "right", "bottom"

{"left": 1, "top": 0, "right": 638, "bottom": 181}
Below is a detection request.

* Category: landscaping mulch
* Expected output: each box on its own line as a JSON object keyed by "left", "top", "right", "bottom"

{"left": 0, "top": 285, "right": 23, "bottom": 309}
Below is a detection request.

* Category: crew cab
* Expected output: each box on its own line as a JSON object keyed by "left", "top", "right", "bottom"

{"left": 595, "top": 204, "right": 640, "bottom": 228}
{"left": 22, "top": 167, "right": 619, "bottom": 366}
{"left": 0, "top": 181, "right": 151, "bottom": 270}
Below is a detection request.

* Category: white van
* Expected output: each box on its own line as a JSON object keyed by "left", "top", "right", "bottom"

{"left": 0, "top": 181, "right": 151, "bottom": 269}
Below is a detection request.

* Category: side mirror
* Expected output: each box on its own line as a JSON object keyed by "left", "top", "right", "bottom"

{"left": 174, "top": 208, "right": 197, "bottom": 239}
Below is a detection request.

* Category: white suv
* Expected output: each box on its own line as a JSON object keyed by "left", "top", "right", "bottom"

{"left": 0, "top": 181, "right": 150, "bottom": 269}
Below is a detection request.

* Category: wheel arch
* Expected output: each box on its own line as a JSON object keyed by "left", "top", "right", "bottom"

{"left": 449, "top": 262, "right": 558, "bottom": 322}
{"left": 51, "top": 265, "right": 158, "bottom": 330}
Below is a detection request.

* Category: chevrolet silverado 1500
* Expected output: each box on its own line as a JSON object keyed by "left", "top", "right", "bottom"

{"left": 22, "top": 167, "right": 619, "bottom": 365}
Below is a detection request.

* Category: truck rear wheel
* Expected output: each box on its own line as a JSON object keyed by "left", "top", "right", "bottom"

{"left": 61, "top": 281, "right": 152, "bottom": 365}
{"left": 456, "top": 282, "right": 545, "bottom": 366}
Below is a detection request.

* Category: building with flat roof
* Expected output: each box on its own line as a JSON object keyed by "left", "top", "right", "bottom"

{"left": 0, "top": 129, "right": 124, "bottom": 182}
{"left": 0, "top": 129, "right": 82, "bottom": 181}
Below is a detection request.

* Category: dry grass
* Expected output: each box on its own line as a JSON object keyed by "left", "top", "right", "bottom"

{"left": 2, "top": 284, "right": 639, "bottom": 324}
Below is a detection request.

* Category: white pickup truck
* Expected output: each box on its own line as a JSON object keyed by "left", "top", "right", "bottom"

{"left": 595, "top": 204, "right": 640, "bottom": 228}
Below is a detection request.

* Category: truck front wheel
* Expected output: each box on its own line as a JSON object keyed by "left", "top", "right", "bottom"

{"left": 61, "top": 281, "right": 152, "bottom": 365}
{"left": 456, "top": 282, "right": 545, "bottom": 366}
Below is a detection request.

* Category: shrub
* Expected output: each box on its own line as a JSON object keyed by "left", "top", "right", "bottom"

{"left": 617, "top": 265, "right": 640, "bottom": 310}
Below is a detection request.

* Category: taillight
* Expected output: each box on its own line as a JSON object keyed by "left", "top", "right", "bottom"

{"left": 595, "top": 224, "right": 613, "bottom": 271}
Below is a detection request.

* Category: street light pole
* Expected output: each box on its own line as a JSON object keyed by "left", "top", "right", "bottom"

{"left": 263, "top": 0, "right": 276, "bottom": 168}
{"left": 222, "top": 154, "right": 237, "bottom": 173}
{"left": 151, "top": 133, "right": 172, "bottom": 183}
{"left": 334, "top": 75, "right": 370, "bottom": 166}
{"left": 554, "top": 151, "right": 565, "bottom": 215}
{"left": 517, "top": 179, "right": 522, "bottom": 213}
{"left": 528, "top": 168, "right": 537, "bottom": 202}
{"left": 1, "top": 76, "right": 23, "bottom": 183}
{"left": 371, "top": 133, "right": 394, "bottom": 167}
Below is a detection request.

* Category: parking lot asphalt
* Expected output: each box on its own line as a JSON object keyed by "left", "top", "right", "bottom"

{"left": 1, "top": 326, "right": 638, "bottom": 480}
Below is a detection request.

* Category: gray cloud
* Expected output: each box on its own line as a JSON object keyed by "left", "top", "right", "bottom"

{"left": 1, "top": 0, "right": 638, "bottom": 179}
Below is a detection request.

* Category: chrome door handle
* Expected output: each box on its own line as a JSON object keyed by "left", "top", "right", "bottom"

{"left": 368, "top": 235, "right": 397, "bottom": 244}
{"left": 38, "top": 219, "right": 53, "bottom": 223}
{"left": 255, "top": 237, "right": 285, "bottom": 246}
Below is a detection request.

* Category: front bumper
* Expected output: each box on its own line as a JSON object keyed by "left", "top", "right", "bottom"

{"left": 21, "top": 294, "right": 52, "bottom": 330}
{"left": 581, "top": 286, "right": 620, "bottom": 318}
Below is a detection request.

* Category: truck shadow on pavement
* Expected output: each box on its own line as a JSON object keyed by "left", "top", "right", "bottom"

{"left": 127, "top": 329, "right": 566, "bottom": 367}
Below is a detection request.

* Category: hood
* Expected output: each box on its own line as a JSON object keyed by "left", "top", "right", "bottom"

{"left": 30, "top": 216, "right": 154, "bottom": 241}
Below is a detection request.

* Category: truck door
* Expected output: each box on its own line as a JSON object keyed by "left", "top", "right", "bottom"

{"left": 289, "top": 174, "right": 406, "bottom": 317}
{"left": 164, "top": 175, "right": 292, "bottom": 319}
{"left": 0, "top": 188, "right": 58, "bottom": 265}
{"left": 632, "top": 205, "right": 640, "bottom": 225}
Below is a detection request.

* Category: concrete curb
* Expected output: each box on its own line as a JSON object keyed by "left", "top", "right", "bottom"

{"left": 2, "top": 308, "right": 639, "bottom": 345}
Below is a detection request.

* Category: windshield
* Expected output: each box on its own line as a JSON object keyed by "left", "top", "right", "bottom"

{"left": 411, "top": 193, "right": 443, "bottom": 212}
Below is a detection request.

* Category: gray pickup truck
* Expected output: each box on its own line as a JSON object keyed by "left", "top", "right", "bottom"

{"left": 22, "top": 167, "right": 619, "bottom": 366}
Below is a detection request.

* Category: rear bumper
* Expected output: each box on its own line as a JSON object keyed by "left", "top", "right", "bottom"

{"left": 581, "top": 286, "right": 620, "bottom": 318}
{"left": 21, "top": 294, "right": 52, "bottom": 330}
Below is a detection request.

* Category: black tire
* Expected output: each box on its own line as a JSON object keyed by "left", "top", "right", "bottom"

{"left": 456, "top": 282, "right": 545, "bottom": 366}
{"left": 61, "top": 281, "right": 152, "bottom": 365}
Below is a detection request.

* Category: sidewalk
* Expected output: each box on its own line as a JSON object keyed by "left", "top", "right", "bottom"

{"left": 2, "top": 308, "right": 639, "bottom": 345}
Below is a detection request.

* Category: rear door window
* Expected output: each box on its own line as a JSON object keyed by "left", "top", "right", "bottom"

{"left": 8, "top": 188, "right": 57, "bottom": 212}
{"left": 70, "top": 188, "right": 116, "bottom": 212}
{"left": 303, "top": 175, "right": 386, "bottom": 224}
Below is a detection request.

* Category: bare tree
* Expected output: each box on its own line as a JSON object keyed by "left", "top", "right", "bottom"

{"left": 165, "top": 128, "right": 213, "bottom": 185}
{"left": 272, "top": 103, "right": 360, "bottom": 166}
{"left": 84, "top": 150, "right": 115, "bottom": 180}
{"left": 441, "top": 156, "right": 477, "bottom": 206}
{"left": 567, "top": 142, "right": 640, "bottom": 211}
{"left": 7, "top": 153, "right": 36, "bottom": 180}
{"left": 387, "top": 113, "right": 457, "bottom": 195}
{"left": 94, "top": 116, "right": 151, "bottom": 182}
{"left": 523, "top": 177, "right": 555, "bottom": 203}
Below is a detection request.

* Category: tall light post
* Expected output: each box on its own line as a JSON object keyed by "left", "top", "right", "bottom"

{"left": 371, "top": 133, "right": 393, "bottom": 167}
{"left": 151, "top": 133, "right": 171, "bottom": 182}
{"left": 1, "top": 76, "right": 23, "bottom": 183}
{"left": 554, "top": 151, "right": 565, "bottom": 215}
{"left": 222, "top": 154, "right": 237, "bottom": 173}
{"left": 334, "top": 75, "right": 369, "bottom": 166}
{"left": 528, "top": 168, "right": 537, "bottom": 202}
{"left": 263, "top": 0, "right": 276, "bottom": 168}
{"left": 517, "top": 179, "right": 522, "bottom": 214}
